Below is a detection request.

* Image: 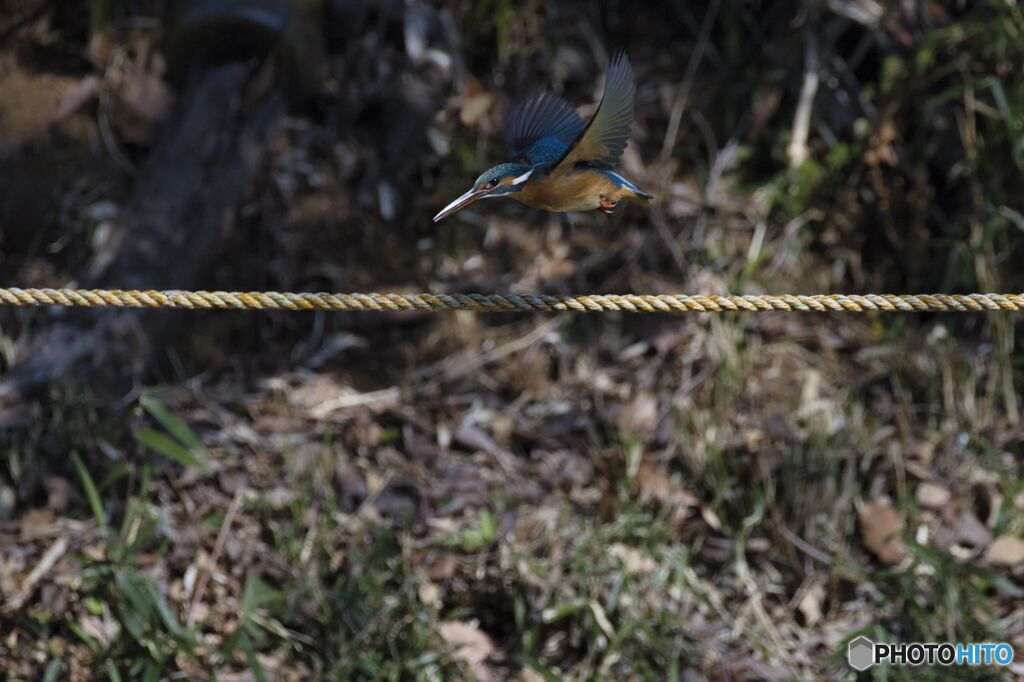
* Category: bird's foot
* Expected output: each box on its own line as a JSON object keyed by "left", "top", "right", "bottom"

{"left": 598, "top": 195, "right": 617, "bottom": 214}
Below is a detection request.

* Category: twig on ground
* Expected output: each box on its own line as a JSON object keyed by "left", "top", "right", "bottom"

{"left": 187, "top": 487, "right": 245, "bottom": 627}
{"left": 788, "top": 27, "right": 820, "bottom": 168}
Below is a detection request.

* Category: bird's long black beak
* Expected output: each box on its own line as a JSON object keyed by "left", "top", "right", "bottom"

{"left": 433, "top": 187, "right": 490, "bottom": 222}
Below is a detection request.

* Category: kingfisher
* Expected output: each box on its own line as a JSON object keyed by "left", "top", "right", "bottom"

{"left": 433, "top": 53, "right": 651, "bottom": 222}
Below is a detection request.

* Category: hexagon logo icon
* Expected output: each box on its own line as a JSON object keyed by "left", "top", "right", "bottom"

{"left": 848, "top": 636, "right": 875, "bottom": 671}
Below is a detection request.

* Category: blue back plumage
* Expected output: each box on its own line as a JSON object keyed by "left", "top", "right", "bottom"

{"left": 523, "top": 138, "right": 570, "bottom": 166}
{"left": 504, "top": 91, "right": 585, "bottom": 167}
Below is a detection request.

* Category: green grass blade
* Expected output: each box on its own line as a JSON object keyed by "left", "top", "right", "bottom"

{"left": 72, "top": 452, "right": 106, "bottom": 528}
{"left": 139, "top": 394, "right": 207, "bottom": 455}
{"left": 242, "top": 573, "right": 282, "bottom": 614}
{"left": 104, "top": 659, "right": 123, "bottom": 682}
{"left": 134, "top": 428, "right": 206, "bottom": 471}
{"left": 238, "top": 631, "right": 269, "bottom": 682}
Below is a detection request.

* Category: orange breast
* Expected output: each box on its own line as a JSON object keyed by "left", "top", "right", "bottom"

{"left": 516, "top": 169, "right": 627, "bottom": 212}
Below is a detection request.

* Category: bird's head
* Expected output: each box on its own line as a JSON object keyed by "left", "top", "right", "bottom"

{"left": 433, "top": 162, "right": 535, "bottom": 222}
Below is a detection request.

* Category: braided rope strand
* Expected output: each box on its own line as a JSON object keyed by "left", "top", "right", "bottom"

{"left": 0, "top": 288, "right": 1022, "bottom": 312}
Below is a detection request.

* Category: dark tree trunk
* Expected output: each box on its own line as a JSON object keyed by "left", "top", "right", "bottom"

{"left": 0, "top": 62, "right": 284, "bottom": 415}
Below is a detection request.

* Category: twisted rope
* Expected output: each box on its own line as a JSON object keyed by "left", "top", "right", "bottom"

{"left": 0, "top": 288, "right": 1022, "bottom": 312}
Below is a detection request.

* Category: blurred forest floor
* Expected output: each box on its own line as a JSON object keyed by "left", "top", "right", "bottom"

{"left": 1, "top": 1, "right": 1023, "bottom": 680}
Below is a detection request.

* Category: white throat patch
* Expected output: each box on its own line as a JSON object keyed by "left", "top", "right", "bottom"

{"left": 511, "top": 169, "right": 534, "bottom": 185}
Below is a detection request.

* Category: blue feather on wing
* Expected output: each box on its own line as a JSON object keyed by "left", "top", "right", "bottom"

{"left": 504, "top": 91, "right": 586, "bottom": 166}
{"left": 554, "top": 52, "right": 636, "bottom": 170}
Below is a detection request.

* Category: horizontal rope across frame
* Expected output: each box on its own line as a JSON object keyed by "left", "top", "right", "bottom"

{"left": 1, "top": 288, "right": 1023, "bottom": 312}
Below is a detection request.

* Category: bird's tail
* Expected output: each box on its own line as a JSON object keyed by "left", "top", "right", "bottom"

{"left": 632, "top": 188, "right": 654, "bottom": 202}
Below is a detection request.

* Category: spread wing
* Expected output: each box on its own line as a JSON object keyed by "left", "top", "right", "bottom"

{"left": 555, "top": 53, "right": 635, "bottom": 170}
{"left": 504, "top": 91, "right": 586, "bottom": 166}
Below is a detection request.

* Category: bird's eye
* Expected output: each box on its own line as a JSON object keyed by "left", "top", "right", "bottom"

{"left": 485, "top": 179, "right": 499, "bottom": 189}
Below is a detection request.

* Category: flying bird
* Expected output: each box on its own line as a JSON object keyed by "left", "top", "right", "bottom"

{"left": 433, "top": 53, "right": 651, "bottom": 222}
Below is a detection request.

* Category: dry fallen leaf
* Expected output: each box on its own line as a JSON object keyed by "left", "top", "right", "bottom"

{"left": 608, "top": 543, "right": 657, "bottom": 575}
{"left": 418, "top": 581, "right": 441, "bottom": 609}
{"left": 78, "top": 612, "right": 119, "bottom": 649}
{"left": 955, "top": 511, "right": 992, "bottom": 549}
{"left": 797, "top": 581, "right": 826, "bottom": 628}
{"left": 44, "top": 477, "right": 71, "bottom": 513}
{"left": 454, "top": 419, "right": 500, "bottom": 455}
{"left": 616, "top": 390, "right": 659, "bottom": 436}
{"left": 51, "top": 75, "right": 101, "bottom": 123}
{"left": 117, "top": 67, "right": 174, "bottom": 122}
{"left": 263, "top": 487, "right": 297, "bottom": 510}
{"left": 915, "top": 482, "right": 951, "bottom": 510}
{"left": 984, "top": 536, "right": 1024, "bottom": 567}
{"left": 859, "top": 500, "right": 906, "bottom": 565}
{"left": 635, "top": 460, "right": 698, "bottom": 515}
{"left": 439, "top": 620, "right": 495, "bottom": 681}
{"left": 20, "top": 508, "right": 57, "bottom": 537}
{"left": 4, "top": 537, "right": 68, "bottom": 613}
{"left": 459, "top": 79, "right": 495, "bottom": 128}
